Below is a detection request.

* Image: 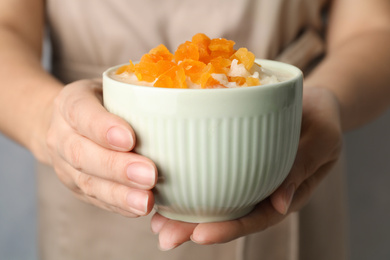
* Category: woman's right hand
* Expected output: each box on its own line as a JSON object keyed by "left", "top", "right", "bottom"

{"left": 44, "top": 79, "right": 157, "bottom": 217}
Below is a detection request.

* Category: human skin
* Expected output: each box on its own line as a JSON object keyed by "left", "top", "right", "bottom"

{"left": 1, "top": 0, "right": 390, "bottom": 251}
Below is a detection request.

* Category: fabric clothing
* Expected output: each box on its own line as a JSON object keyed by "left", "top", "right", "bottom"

{"left": 39, "top": 0, "right": 349, "bottom": 259}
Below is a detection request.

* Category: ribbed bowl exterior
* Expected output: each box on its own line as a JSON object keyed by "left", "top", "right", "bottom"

{"left": 103, "top": 59, "right": 303, "bottom": 223}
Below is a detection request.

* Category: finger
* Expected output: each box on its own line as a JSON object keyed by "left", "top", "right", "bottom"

{"left": 73, "top": 191, "right": 140, "bottom": 218}
{"left": 57, "top": 159, "right": 154, "bottom": 216}
{"left": 154, "top": 217, "right": 198, "bottom": 251}
{"left": 56, "top": 79, "right": 135, "bottom": 151}
{"left": 191, "top": 199, "right": 285, "bottom": 245}
{"left": 286, "top": 160, "right": 337, "bottom": 212}
{"left": 52, "top": 120, "right": 157, "bottom": 189}
{"left": 151, "top": 213, "right": 170, "bottom": 234}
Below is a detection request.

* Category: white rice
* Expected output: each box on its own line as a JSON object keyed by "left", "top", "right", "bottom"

{"left": 110, "top": 59, "right": 280, "bottom": 88}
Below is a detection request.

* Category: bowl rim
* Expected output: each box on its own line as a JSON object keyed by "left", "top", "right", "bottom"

{"left": 103, "top": 59, "right": 303, "bottom": 93}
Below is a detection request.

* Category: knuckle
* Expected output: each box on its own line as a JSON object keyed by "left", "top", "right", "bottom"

{"left": 64, "top": 137, "right": 83, "bottom": 171}
{"left": 298, "top": 179, "right": 314, "bottom": 198}
{"left": 53, "top": 165, "right": 83, "bottom": 194}
{"left": 301, "top": 156, "right": 317, "bottom": 180}
{"left": 104, "top": 151, "right": 121, "bottom": 178}
{"left": 76, "top": 173, "right": 95, "bottom": 198}
{"left": 65, "top": 96, "right": 84, "bottom": 128}
{"left": 45, "top": 126, "right": 57, "bottom": 152}
{"left": 109, "top": 182, "right": 123, "bottom": 206}
{"left": 57, "top": 85, "right": 85, "bottom": 129}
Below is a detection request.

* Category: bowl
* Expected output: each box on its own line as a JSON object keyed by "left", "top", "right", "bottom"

{"left": 103, "top": 59, "right": 303, "bottom": 223}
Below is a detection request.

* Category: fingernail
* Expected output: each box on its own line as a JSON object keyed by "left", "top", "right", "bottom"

{"left": 190, "top": 235, "right": 211, "bottom": 245}
{"left": 158, "top": 242, "right": 178, "bottom": 251}
{"left": 127, "top": 162, "right": 156, "bottom": 188}
{"left": 126, "top": 190, "right": 149, "bottom": 215}
{"left": 283, "top": 184, "right": 295, "bottom": 215}
{"left": 107, "top": 126, "right": 133, "bottom": 150}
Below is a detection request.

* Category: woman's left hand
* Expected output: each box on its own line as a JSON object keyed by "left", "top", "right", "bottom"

{"left": 150, "top": 87, "right": 343, "bottom": 250}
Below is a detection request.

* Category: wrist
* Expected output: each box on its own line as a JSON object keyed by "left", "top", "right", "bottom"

{"left": 303, "top": 86, "right": 343, "bottom": 130}
{"left": 28, "top": 80, "right": 63, "bottom": 164}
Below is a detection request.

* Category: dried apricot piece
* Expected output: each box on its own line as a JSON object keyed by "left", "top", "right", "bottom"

{"left": 192, "top": 33, "right": 210, "bottom": 47}
{"left": 134, "top": 62, "right": 159, "bottom": 82}
{"left": 149, "top": 44, "right": 173, "bottom": 61}
{"left": 209, "top": 38, "right": 235, "bottom": 53}
{"left": 156, "top": 60, "right": 176, "bottom": 77}
{"left": 246, "top": 77, "right": 260, "bottom": 86}
{"left": 228, "top": 76, "right": 246, "bottom": 86}
{"left": 179, "top": 59, "right": 206, "bottom": 84}
{"left": 201, "top": 74, "right": 221, "bottom": 88}
{"left": 116, "top": 60, "right": 135, "bottom": 74}
{"left": 140, "top": 53, "right": 163, "bottom": 63}
{"left": 155, "top": 65, "right": 188, "bottom": 89}
{"left": 174, "top": 41, "right": 199, "bottom": 63}
{"left": 154, "top": 74, "right": 173, "bottom": 88}
{"left": 116, "top": 65, "right": 128, "bottom": 74}
{"left": 210, "top": 56, "right": 231, "bottom": 74}
{"left": 231, "top": 48, "right": 255, "bottom": 70}
{"left": 127, "top": 60, "right": 136, "bottom": 72}
{"left": 200, "top": 64, "right": 221, "bottom": 88}
{"left": 192, "top": 33, "right": 211, "bottom": 63}
{"left": 208, "top": 38, "right": 236, "bottom": 62}
{"left": 173, "top": 66, "right": 187, "bottom": 89}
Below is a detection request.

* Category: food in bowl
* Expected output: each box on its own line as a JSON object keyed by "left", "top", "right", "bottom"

{"left": 110, "top": 33, "right": 279, "bottom": 89}
{"left": 103, "top": 34, "right": 303, "bottom": 223}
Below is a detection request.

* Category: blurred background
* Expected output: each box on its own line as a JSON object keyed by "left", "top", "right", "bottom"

{"left": 1, "top": 36, "right": 390, "bottom": 259}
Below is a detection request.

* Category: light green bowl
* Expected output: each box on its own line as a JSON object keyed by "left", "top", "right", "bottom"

{"left": 103, "top": 59, "right": 303, "bottom": 223}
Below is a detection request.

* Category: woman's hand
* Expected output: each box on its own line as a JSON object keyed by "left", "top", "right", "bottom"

{"left": 150, "top": 87, "right": 343, "bottom": 250}
{"left": 45, "top": 79, "right": 158, "bottom": 217}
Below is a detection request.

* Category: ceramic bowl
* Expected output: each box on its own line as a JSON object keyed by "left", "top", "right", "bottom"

{"left": 103, "top": 59, "right": 303, "bottom": 223}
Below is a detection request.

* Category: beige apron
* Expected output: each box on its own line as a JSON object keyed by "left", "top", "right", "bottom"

{"left": 39, "top": 0, "right": 348, "bottom": 259}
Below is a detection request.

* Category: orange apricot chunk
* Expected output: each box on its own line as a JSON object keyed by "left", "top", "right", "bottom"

{"left": 134, "top": 62, "right": 159, "bottom": 82}
{"left": 192, "top": 33, "right": 211, "bottom": 63}
{"left": 200, "top": 63, "right": 221, "bottom": 88}
{"left": 140, "top": 53, "right": 163, "bottom": 63}
{"left": 246, "top": 77, "right": 260, "bottom": 86}
{"left": 179, "top": 59, "right": 206, "bottom": 84}
{"left": 208, "top": 38, "right": 235, "bottom": 53}
{"left": 174, "top": 41, "right": 199, "bottom": 63}
{"left": 128, "top": 60, "right": 136, "bottom": 72}
{"left": 201, "top": 74, "right": 221, "bottom": 88}
{"left": 149, "top": 44, "right": 174, "bottom": 61}
{"left": 231, "top": 47, "right": 255, "bottom": 70}
{"left": 154, "top": 74, "right": 174, "bottom": 88}
{"left": 173, "top": 66, "right": 187, "bottom": 89}
{"left": 208, "top": 38, "right": 236, "bottom": 61}
{"left": 116, "top": 60, "right": 135, "bottom": 74}
{"left": 154, "top": 65, "right": 188, "bottom": 89}
{"left": 192, "top": 33, "right": 211, "bottom": 47}
{"left": 210, "top": 56, "right": 231, "bottom": 74}
{"left": 210, "top": 50, "right": 236, "bottom": 60}
{"left": 115, "top": 65, "right": 128, "bottom": 74}
{"left": 156, "top": 60, "right": 176, "bottom": 76}
{"left": 228, "top": 76, "right": 246, "bottom": 86}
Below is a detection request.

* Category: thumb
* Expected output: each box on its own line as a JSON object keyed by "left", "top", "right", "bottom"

{"left": 57, "top": 79, "right": 135, "bottom": 151}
